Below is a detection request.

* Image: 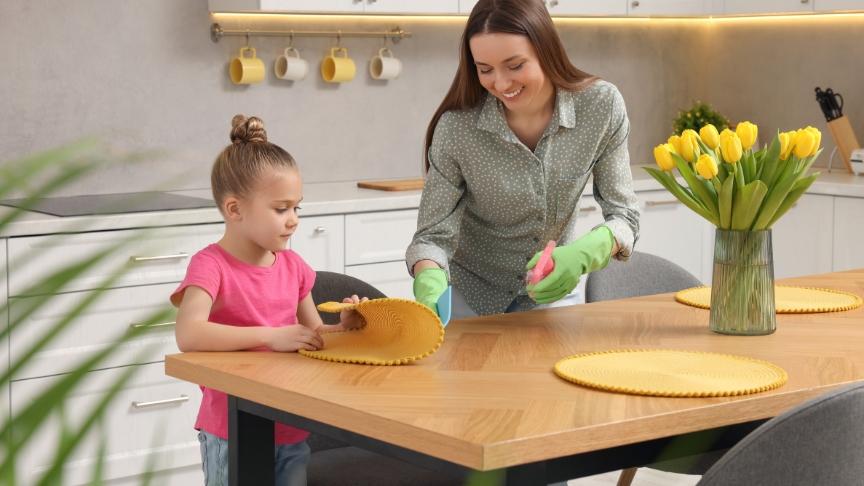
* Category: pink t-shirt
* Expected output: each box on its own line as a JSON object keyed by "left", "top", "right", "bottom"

{"left": 171, "top": 243, "right": 315, "bottom": 445}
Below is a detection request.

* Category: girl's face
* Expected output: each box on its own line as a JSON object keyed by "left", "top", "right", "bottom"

{"left": 234, "top": 167, "right": 303, "bottom": 253}
{"left": 469, "top": 32, "right": 554, "bottom": 115}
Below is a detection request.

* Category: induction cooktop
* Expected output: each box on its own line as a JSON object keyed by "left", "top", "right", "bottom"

{"left": 0, "top": 191, "right": 215, "bottom": 217}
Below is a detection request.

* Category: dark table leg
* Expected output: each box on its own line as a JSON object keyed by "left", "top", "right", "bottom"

{"left": 228, "top": 395, "right": 275, "bottom": 486}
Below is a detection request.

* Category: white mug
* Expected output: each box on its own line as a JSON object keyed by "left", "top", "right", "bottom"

{"left": 369, "top": 48, "right": 402, "bottom": 81}
{"left": 274, "top": 47, "right": 309, "bottom": 81}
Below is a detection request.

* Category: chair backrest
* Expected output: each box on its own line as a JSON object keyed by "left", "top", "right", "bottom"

{"left": 585, "top": 251, "right": 701, "bottom": 303}
{"left": 698, "top": 382, "right": 864, "bottom": 486}
{"left": 310, "top": 271, "right": 387, "bottom": 324}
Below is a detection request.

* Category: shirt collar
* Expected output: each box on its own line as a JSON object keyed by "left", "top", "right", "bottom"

{"left": 476, "top": 87, "right": 576, "bottom": 140}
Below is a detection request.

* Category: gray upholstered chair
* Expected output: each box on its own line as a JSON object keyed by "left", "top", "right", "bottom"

{"left": 585, "top": 251, "right": 702, "bottom": 303}
{"left": 306, "top": 271, "right": 466, "bottom": 486}
{"left": 698, "top": 382, "right": 864, "bottom": 486}
{"left": 586, "top": 252, "right": 708, "bottom": 486}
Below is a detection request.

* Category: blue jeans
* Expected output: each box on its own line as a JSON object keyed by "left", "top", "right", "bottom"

{"left": 197, "top": 430, "right": 310, "bottom": 486}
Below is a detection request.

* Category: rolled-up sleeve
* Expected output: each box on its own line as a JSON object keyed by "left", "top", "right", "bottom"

{"left": 405, "top": 115, "right": 467, "bottom": 278}
{"left": 592, "top": 88, "right": 640, "bottom": 260}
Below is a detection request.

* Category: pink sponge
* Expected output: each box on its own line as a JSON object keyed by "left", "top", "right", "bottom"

{"left": 527, "top": 240, "right": 556, "bottom": 285}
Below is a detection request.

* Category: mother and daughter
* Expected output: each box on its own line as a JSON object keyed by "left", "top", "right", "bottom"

{"left": 171, "top": 0, "right": 639, "bottom": 484}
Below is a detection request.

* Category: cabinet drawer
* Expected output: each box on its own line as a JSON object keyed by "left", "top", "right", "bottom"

{"left": 8, "top": 224, "right": 223, "bottom": 297}
{"left": 292, "top": 215, "right": 344, "bottom": 272}
{"left": 345, "top": 261, "right": 413, "bottom": 299}
{"left": 345, "top": 209, "right": 418, "bottom": 265}
{"left": 11, "top": 362, "right": 201, "bottom": 484}
{"left": 9, "top": 283, "right": 178, "bottom": 380}
{"left": 637, "top": 191, "right": 707, "bottom": 282}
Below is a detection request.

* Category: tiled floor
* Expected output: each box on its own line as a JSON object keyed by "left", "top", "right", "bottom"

{"left": 568, "top": 469, "right": 701, "bottom": 486}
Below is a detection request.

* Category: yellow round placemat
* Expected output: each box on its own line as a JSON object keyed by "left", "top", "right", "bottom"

{"left": 675, "top": 285, "right": 863, "bottom": 313}
{"left": 300, "top": 298, "right": 445, "bottom": 366}
{"left": 554, "top": 349, "right": 787, "bottom": 397}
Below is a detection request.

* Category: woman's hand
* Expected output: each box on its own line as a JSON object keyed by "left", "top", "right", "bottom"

{"left": 526, "top": 226, "right": 615, "bottom": 304}
{"left": 264, "top": 325, "right": 324, "bottom": 352}
{"left": 413, "top": 267, "right": 448, "bottom": 314}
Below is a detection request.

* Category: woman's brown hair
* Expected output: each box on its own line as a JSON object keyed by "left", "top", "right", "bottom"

{"left": 424, "top": 0, "right": 597, "bottom": 171}
{"left": 211, "top": 114, "right": 297, "bottom": 209}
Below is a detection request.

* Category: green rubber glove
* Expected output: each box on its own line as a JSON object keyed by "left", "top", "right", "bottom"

{"left": 413, "top": 267, "right": 448, "bottom": 313}
{"left": 525, "top": 226, "right": 614, "bottom": 304}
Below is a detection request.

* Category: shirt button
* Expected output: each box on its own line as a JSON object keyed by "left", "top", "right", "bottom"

{"left": 525, "top": 256, "right": 532, "bottom": 262}
{"left": 516, "top": 275, "right": 523, "bottom": 281}
{"left": 533, "top": 237, "right": 540, "bottom": 243}
{"left": 508, "top": 290, "right": 515, "bottom": 295}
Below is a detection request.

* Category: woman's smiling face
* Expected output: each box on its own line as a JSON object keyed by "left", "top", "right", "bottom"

{"left": 469, "top": 32, "right": 554, "bottom": 114}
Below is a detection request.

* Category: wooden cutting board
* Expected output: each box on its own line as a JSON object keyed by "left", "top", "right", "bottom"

{"left": 357, "top": 178, "right": 425, "bottom": 191}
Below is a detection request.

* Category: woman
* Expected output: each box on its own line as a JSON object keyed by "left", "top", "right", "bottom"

{"left": 406, "top": 0, "right": 640, "bottom": 318}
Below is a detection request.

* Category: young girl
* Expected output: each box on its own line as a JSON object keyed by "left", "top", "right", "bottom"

{"left": 171, "top": 114, "right": 366, "bottom": 486}
{"left": 407, "top": 0, "right": 640, "bottom": 318}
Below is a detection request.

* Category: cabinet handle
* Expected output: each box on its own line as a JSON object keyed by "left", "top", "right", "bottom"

{"left": 129, "top": 320, "right": 176, "bottom": 329}
{"left": 800, "top": 0, "right": 809, "bottom": 3}
{"left": 314, "top": 226, "right": 327, "bottom": 234}
{"left": 645, "top": 200, "right": 680, "bottom": 207}
{"left": 631, "top": 0, "right": 640, "bottom": 7}
{"left": 132, "top": 394, "right": 189, "bottom": 409}
{"left": 130, "top": 253, "right": 189, "bottom": 263}
{"left": 579, "top": 206, "right": 598, "bottom": 213}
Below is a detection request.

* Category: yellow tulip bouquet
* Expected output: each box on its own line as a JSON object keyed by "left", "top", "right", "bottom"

{"left": 646, "top": 122, "right": 821, "bottom": 231}
{"left": 647, "top": 122, "right": 822, "bottom": 335}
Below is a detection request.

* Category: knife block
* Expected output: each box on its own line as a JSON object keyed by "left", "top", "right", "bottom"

{"left": 827, "top": 116, "right": 861, "bottom": 173}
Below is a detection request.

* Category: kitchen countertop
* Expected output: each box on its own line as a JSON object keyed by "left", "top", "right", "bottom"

{"left": 1, "top": 169, "right": 863, "bottom": 238}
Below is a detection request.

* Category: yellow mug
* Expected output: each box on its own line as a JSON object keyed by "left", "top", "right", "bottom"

{"left": 320, "top": 47, "right": 356, "bottom": 83}
{"left": 230, "top": 47, "right": 265, "bottom": 85}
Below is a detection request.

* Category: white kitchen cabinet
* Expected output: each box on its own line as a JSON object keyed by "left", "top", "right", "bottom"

{"left": 833, "top": 196, "right": 864, "bottom": 272}
{"left": 209, "top": 0, "right": 365, "bottom": 13}
{"left": 636, "top": 191, "right": 708, "bottom": 282}
{"left": 720, "top": 0, "right": 814, "bottom": 14}
{"left": 8, "top": 224, "right": 223, "bottom": 297}
{"left": 814, "top": 0, "right": 864, "bottom": 10}
{"left": 628, "top": 0, "right": 711, "bottom": 15}
{"left": 11, "top": 362, "right": 202, "bottom": 485}
{"left": 9, "top": 283, "right": 178, "bottom": 381}
{"left": 771, "top": 194, "right": 834, "bottom": 278}
{"left": 1, "top": 238, "right": 8, "bottom": 434}
{"left": 364, "top": 0, "right": 460, "bottom": 14}
{"left": 459, "top": 0, "right": 479, "bottom": 13}
{"left": 345, "top": 209, "right": 418, "bottom": 266}
{"left": 344, "top": 209, "right": 418, "bottom": 296}
{"left": 292, "top": 214, "right": 345, "bottom": 272}
{"left": 545, "top": 0, "right": 628, "bottom": 15}
{"left": 345, "top": 261, "right": 414, "bottom": 299}
{"left": 210, "top": 0, "right": 459, "bottom": 14}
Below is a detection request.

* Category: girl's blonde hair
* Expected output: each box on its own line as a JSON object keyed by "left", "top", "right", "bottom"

{"left": 211, "top": 114, "right": 297, "bottom": 208}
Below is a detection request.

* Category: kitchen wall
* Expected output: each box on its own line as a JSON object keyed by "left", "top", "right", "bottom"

{"left": 702, "top": 16, "right": 863, "bottom": 173}
{"left": 1, "top": 1, "right": 860, "bottom": 196}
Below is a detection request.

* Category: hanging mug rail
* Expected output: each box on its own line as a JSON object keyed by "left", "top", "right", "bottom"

{"left": 210, "top": 23, "right": 412, "bottom": 43}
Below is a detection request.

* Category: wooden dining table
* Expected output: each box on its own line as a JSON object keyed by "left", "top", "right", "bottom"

{"left": 165, "top": 269, "right": 864, "bottom": 485}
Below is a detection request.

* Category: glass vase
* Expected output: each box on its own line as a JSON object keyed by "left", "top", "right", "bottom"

{"left": 709, "top": 229, "right": 776, "bottom": 335}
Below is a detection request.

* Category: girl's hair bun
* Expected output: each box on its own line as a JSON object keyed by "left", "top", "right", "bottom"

{"left": 230, "top": 114, "right": 268, "bottom": 144}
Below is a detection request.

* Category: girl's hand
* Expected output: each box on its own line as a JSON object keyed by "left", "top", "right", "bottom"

{"left": 335, "top": 294, "right": 368, "bottom": 331}
{"left": 265, "top": 325, "right": 324, "bottom": 352}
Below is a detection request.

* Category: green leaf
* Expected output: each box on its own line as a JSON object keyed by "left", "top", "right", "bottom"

{"left": 752, "top": 157, "right": 803, "bottom": 230}
{"left": 672, "top": 153, "right": 720, "bottom": 224}
{"left": 719, "top": 174, "right": 735, "bottom": 229}
{"left": 644, "top": 167, "right": 718, "bottom": 224}
{"left": 731, "top": 180, "right": 768, "bottom": 230}
{"left": 756, "top": 133, "right": 782, "bottom": 182}
{"left": 765, "top": 173, "right": 820, "bottom": 228}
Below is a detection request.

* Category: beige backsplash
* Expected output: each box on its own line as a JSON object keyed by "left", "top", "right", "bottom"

{"left": 0, "top": 1, "right": 860, "bottom": 196}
